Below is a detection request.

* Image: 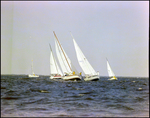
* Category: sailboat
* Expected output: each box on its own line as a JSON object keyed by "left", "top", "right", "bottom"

{"left": 53, "top": 31, "right": 81, "bottom": 81}
{"left": 71, "top": 33, "right": 99, "bottom": 81}
{"left": 28, "top": 60, "right": 39, "bottom": 77}
{"left": 49, "top": 44, "right": 63, "bottom": 79}
{"left": 106, "top": 58, "right": 117, "bottom": 80}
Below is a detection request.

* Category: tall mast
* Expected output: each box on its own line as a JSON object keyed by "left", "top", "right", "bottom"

{"left": 53, "top": 31, "right": 72, "bottom": 72}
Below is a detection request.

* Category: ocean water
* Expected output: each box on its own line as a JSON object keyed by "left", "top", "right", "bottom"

{"left": 1, "top": 75, "right": 149, "bottom": 117}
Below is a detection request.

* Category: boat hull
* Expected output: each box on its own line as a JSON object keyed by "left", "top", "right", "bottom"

{"left": 50, "top": 76, "right": 63, "bottom": 79}
{"left": 63, "top": 75, "right": 81, "bottom": 81}
{"left": 84, "top": 75, "right": 99, "bottom": 81}
{"left": 28, "top": 75, "right": 39, "bottom": 77}
{"left": 108, "top": 77, "right": 118, "bottom": 80}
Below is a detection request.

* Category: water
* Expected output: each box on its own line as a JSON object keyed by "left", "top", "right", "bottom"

{"left": 1, "top": 75, "right": 149, "bottom": 117}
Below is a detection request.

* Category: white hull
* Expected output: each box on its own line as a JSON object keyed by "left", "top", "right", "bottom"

{"left": 63, "top": 75, "right": 81, "bottom": 81}
{"left": 108, "top": 77, "right": 117, "bottom": 80}
{"left": 84, "top": 75, "right": 99, "bottom": 81}
{"left": 28, "top": 74, "right": 39, "bottom": 77}
{"left": 50, "top": 76, "right": 63, "bottom": 79}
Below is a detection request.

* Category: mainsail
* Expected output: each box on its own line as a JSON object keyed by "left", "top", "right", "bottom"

{"left": 54, "top": 31, "right": 72, "bottom": 75}
{"left": 71, "top": 33, "right": 97, "bottom": 76}
{"left": 49, "top": 44, "right": 63, "bottom": 76}
{"left": 106, "top": 58, "right": 115, "bottom": 77}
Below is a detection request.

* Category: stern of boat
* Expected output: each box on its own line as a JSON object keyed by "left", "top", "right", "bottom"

{"left": 84, "top": 75, "right": 99, "bottom": 81}
{"left": 63, "top": 75, "right": 81, "bottom": 81}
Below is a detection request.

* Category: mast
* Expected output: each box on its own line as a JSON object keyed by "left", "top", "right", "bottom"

{"left": 31, "top": 59, "right": 34, "bottom": 74}
{"left": 106, "top": 57, "right": 108, "bottom": 61}
{"left": 49, "top": 43, "right": 59, "bottom": 74}
{"left": 53, "top": 31, "right": 72, "bottom": 72}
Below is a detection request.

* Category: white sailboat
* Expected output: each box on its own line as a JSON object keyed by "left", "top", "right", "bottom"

{"left": 53, "top": 31, "right": 81, "bottom": 81}
{"left": 28, "top": 60, "right": 39, "bottom": 77}
{"left": 106, "top": 58, "right": 117, "bottom": 80}
{"left": 71, "top": 33, "right": 99, "bottom": 81}
{"left": 49, "top": 44, "right": 63, "bottom": 79}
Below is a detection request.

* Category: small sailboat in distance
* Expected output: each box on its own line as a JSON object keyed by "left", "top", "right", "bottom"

{"left": 49, "top": 43, "right": 63, "bottom": 79}
{"left": 106, "top": 58, "right": 117, "bottom": 80}
{"left": 71, "top": 32, "right": 99, "bottom": 81}
{"left": 28, "top": 59, "right": 39, "bottom": 78}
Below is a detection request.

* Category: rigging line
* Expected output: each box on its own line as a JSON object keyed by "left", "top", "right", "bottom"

{"left": 69, "top": 32, "right": 80, "bottom": 74}
{"left": 106, "top": 57, "right": 108, "bottom": 61}
{"left": 55, "top": 39, "right": 69, "bottom": 73}
{"left": 53, "top": 31, "right": 72, "bottom": 72}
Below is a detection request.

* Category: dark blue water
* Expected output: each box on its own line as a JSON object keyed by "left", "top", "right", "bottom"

{"left": 1, "top": 75, "right": 149, "bottom": 117}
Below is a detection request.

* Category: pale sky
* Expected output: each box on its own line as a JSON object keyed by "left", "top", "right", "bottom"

{"left": 1, "top": 1, "right": 149, "bottom": 77}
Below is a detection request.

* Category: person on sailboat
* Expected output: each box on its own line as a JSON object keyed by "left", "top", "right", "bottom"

{"left": 64, "top": 72, "right": 68, "bottom": 76}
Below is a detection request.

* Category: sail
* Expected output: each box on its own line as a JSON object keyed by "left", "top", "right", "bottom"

{"left": 54, "top": 33, "right": 72, "bottom": 75}
{"left": 71, "top": 62, "right": 79, "bottom": 75}
{"left": 50, "top": 45, "right": 63, "bottom": 75}
{"left": 72, "top": 38, "right": 97, "bottom": 75}
{"left": 107, "top": 60, "right": 115, "bottom": 77}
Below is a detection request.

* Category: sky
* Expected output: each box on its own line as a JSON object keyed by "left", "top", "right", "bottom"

{"left": 1, "top": 1, "right": 149, "bottom": 77}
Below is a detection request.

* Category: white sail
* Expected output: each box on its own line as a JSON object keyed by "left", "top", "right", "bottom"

{"left": 50, "top": 44, "right": 63, "bottom": 76}
{"left": 54, "top": 34, "right": 72, "bottom": 75}
{"left": 52, "top": 31, "right": 81, "bottom": 81}
{"left": 71, "top": 62, "right": 79, "bottom": 75}
{"left": 28, "top": 59, "right": 39, "bottom": 77}
{"left": 106, "top": 60, "right": 115, "bottom": 77}
{"left": 72, "top": 38, "right": 97, "bottom": 76}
